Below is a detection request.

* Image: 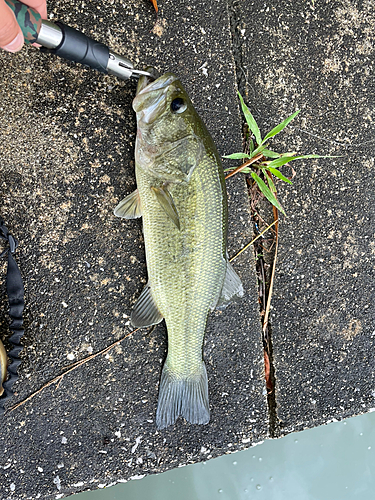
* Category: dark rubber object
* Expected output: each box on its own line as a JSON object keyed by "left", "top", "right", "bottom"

{"left": 45, "top": 22, "right": 109, "bottom": 73}
{"left": 0, "top": 218, "right": 25, "bottom": 415}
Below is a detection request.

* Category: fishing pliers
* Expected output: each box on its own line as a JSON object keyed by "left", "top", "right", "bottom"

{"left": 5, "top": 0, "right": 153, "bottom": 80}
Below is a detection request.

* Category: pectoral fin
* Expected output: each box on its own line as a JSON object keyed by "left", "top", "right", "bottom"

{"left": 114, "top": 189, "right": 142, "bottom": 219}
{"left": 216, "top": 261, "right": 244, "bottom": 309}
{"left": 131, "top": 283, "right": 164, "bottom": 328}
{"left": 151, "top": 186, "right": 180, "bottom": 230}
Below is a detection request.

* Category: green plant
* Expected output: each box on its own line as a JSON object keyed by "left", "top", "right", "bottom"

{"left": 224, "top": 93, "right": 327, "bottom": 215}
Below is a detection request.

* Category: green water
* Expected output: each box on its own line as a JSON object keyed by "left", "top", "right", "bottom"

{"left": 72, "top": 411, "right": 375, "bottom": 499}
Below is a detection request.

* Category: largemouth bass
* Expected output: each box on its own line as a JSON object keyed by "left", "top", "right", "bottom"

{"left": 115, "top": 70, "right": 243, "bottom": 429}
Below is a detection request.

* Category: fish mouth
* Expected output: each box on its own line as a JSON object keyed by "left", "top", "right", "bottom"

{"left": 133, "top": 72, "right": 179, "bottom": 125}
{"left": 135, "top": 66, "right": 160, "bottom": 94}
{"left": 136, "top": 73, "right": 178, "bottom": 96}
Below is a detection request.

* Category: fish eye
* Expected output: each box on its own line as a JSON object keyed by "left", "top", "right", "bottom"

{"left": 171, "top": 97, "right": 187, "bottom": 114}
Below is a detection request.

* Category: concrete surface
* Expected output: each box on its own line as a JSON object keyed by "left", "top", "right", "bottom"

{"left": 0, "top": 0, "right": 266, "bottom": 499}
{"left": 234, "top": 0, "right": 375, "bottom": 435}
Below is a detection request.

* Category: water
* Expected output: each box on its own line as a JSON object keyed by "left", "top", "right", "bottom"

{"left": 71, "top": 410, "right": 375, "bottom": 500}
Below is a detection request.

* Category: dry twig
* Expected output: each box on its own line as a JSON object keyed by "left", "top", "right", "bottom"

{"left": 225, "top": 153, "right": 263, "bottom": 180}
{"left": 8, "top": 328, "right": 139, "bottom": 412}
{"left": 229, "top": 219, "right": 278, "bottom": 262}
{"left": 262, "top": 206, "right": 279, "bottom": 335}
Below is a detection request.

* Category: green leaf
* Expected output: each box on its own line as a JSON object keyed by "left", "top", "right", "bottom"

{"left": 224, "top": 166, "right": 252, "bottom": 174}
{"left": 266, "top": 154, "right": 319, "bottom": 169}
{"left": 262, "top": 149, "right": 281, "bottom": 158}
{"left": 223, "top": 152, "right": 252, "bottom": 160}
{"left": 266, "top": 156, "right": 295, "bottom": 168}
{"left": 226, "top": 145, "right": 266, "bottom": 164}
{"left": 238, "top": 92, "right": 262, "bottom": 146}
{"left": 264, "top": 171, "right": 276, "bottom": 193}
{"left": 262, "top": 110, "right": 301, "bottom": 143}
{"left": 251, "top": 172, "right": 285, "bottom": 215}
{"left": 251, "top": 144, "right": 267, "bottom": 157}
{"left": 280, "top": 151, "right": 297, "bottom": 157}
{"left": 249, "top": 139, "right": 254, "bottom": 154}
{"left": 267, "top": 166, "right": 293, "bottom": 184}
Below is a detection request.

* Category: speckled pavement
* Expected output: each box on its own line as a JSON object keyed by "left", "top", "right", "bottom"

{"left": 1, "top": 0, "right": 375, "bottom": 498}
{"left": 233, "top": 0, "right": 375, "bottom": 435}
{"left": 0, "top": 0, "right": 266, "bottom": 499}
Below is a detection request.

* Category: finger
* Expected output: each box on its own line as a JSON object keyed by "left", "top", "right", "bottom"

{"left": 22, "top": 0, "right": 47, "bottom": 48}
{"left": 22, "top": 0, "right": 47, "bottom": 19}
{"left": 0, "top": 0, "right": 24, "bottom": 52}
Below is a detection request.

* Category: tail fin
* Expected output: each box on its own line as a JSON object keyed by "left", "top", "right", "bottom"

{"left": 156, "top": 362, "right": 210, "bottom": 429}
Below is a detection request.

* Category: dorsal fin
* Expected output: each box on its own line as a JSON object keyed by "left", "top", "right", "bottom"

{"left": 216, "top": 260, "right": 244, "bottom": 309}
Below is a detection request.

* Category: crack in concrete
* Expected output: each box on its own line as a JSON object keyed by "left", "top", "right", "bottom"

{"left": 250, "top": 203, "right": 279, "bottom": 438}
{"left": 227, "top": 0, "right": 279, "bottom": 438}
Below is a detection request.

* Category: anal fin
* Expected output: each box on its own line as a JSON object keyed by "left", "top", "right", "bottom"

{"left": 114, "top": 189, "right": 142, "bottom": 219}
{"left": 131, "top": 283, "right": 163, "bottom": 328}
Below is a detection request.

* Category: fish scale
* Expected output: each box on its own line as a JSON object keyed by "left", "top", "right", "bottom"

{"left": 136, "top": 152, "right": 226, "bottom": 377}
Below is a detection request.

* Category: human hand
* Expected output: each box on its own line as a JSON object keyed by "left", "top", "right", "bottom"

{"left": 0, "top": 0, "right": 47, "bottom": 52}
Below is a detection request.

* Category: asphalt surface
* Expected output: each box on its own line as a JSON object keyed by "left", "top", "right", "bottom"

{"left": 1, "top": 0, "right": 374, "bottom": 498}
{"left": 0, "top": 0, "right": 266, "bottom": 498}
{"left": 235, "top": 0, "right": 375, "bottom": 435}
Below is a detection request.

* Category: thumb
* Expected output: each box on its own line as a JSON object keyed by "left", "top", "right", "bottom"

{"left": 0, "top": 0, "right": 24, "bottom": 52}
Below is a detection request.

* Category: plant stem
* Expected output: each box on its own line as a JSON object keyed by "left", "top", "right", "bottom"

{"left": 225, "top": 152, "right": 263, "bottom": 180}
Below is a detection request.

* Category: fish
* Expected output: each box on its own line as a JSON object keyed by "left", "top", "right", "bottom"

{"left": 115, "top": 69, "right": 244, "bottom": 429}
